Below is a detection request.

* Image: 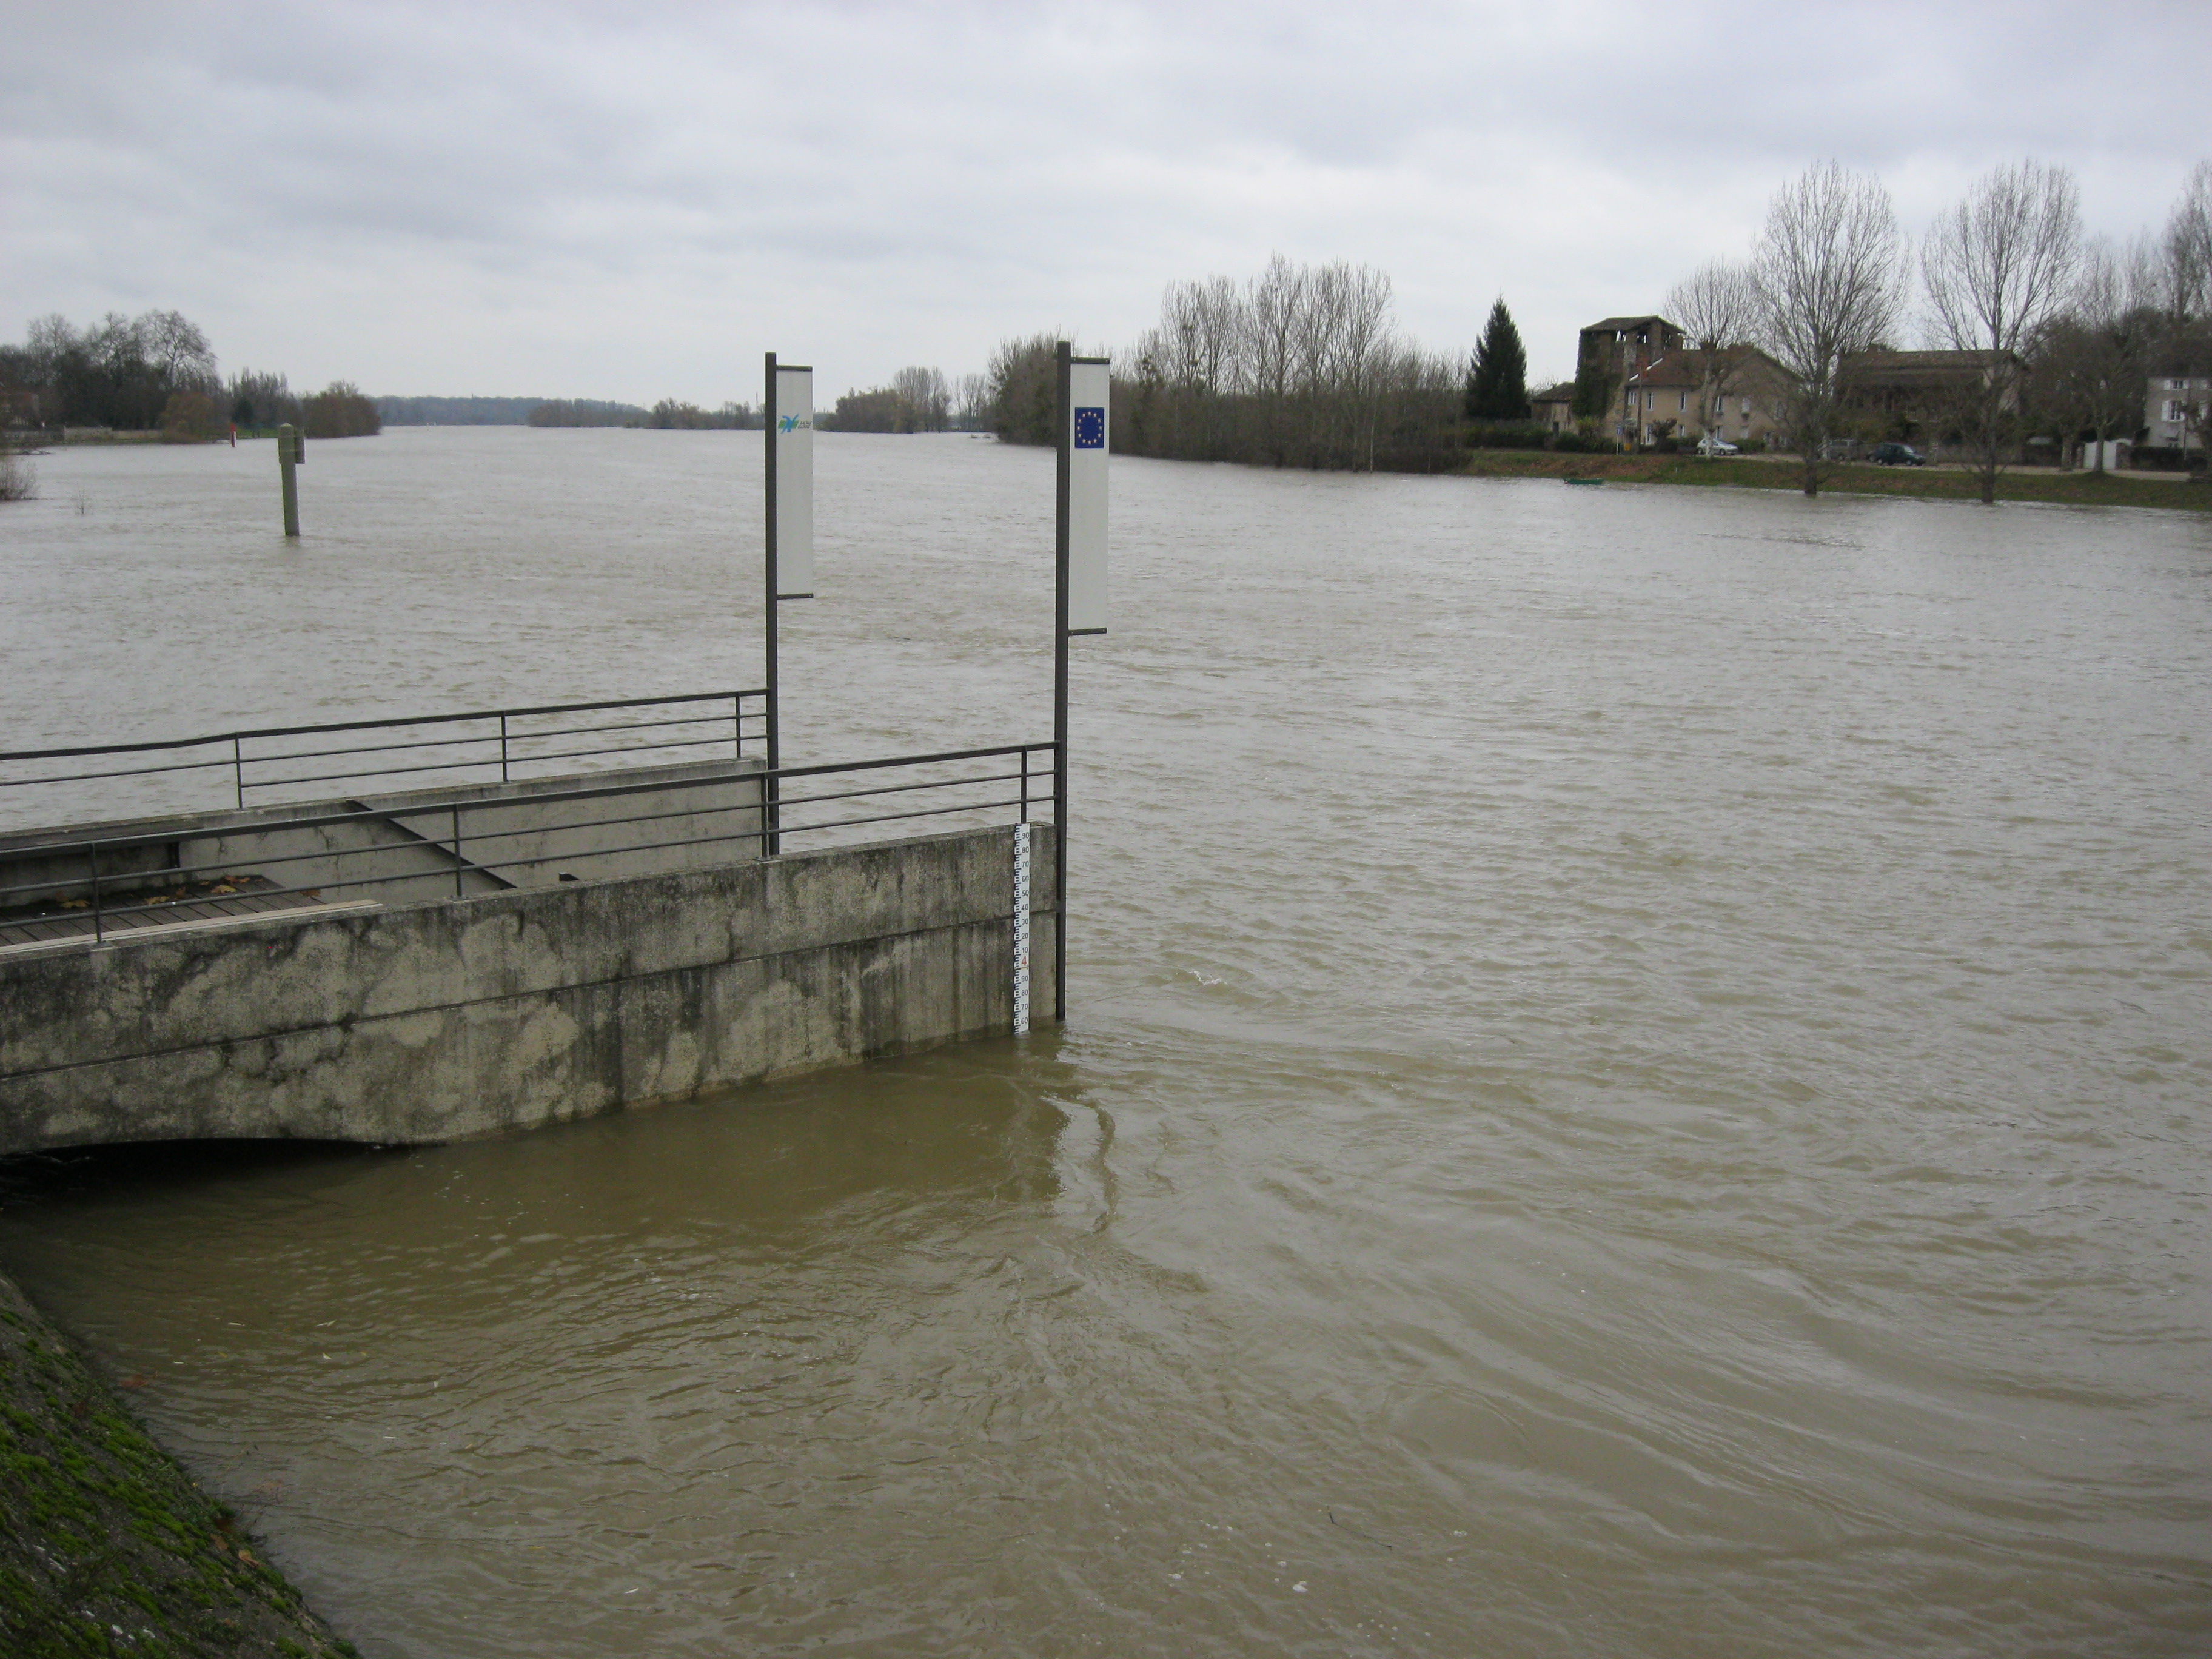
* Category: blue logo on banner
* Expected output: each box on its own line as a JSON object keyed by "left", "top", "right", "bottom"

{"left": 1073, "top": 407, "right": 1105, "bottom": 449}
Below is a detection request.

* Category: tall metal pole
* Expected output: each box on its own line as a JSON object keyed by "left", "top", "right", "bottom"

{"left": 763, "top": 351, "right": 781, "bottom": 855}
{"left": 1053, "top": 340, "right": 1072, "bottom": 1022}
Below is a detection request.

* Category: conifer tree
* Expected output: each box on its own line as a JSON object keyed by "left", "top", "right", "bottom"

{"left": 1463, "top": 297, "right": 1532, "bottom": 421}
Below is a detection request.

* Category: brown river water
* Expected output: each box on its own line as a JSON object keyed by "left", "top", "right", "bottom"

{"left": 1, "top": 430, "right": 2209, "bottom": 1655}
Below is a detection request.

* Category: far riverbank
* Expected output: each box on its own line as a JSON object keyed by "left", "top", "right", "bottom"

{"left": 1459, "top": 448, "right": 2211, "bottom": 509}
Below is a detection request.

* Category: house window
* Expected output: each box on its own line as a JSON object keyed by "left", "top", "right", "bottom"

{"left": 2171, "top": 378, "right": 2188, "bottom": 391}
{"left": 1678, "top": 392, "right": 1687, "bottom": 412}
{"left": 2167, "top": 400, "right": 2188, "bottom": 423}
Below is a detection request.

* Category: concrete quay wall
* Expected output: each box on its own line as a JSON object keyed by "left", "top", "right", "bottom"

{"left": 0, "top": 823, "right": 1057, "bottom": 1155}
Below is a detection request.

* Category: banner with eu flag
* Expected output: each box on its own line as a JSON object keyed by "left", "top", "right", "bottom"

{"left": 1067, "top": 358, "right": 1108, "bottom": 634}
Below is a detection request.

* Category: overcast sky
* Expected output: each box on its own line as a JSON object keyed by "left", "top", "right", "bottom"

{"left": 5, "top": 1, "right": 2208, "bottom": 403}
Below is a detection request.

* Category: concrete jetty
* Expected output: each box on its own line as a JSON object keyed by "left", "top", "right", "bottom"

{"left": 0, "top": 758, "right": 1057, "bottom": 1155}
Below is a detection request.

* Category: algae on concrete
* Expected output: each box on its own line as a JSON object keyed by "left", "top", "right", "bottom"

{"left": 0, "top": 1270, "right": 356, "bottom": 1658}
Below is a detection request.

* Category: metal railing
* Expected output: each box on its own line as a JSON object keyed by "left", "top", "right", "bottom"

{"left": 0, "top": 691, "right": 773, "bottom": 831}
{"left": 0, "top": 741, "right": 1056, "bottom": 948}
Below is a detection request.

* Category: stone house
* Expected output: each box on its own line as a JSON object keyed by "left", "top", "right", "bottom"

{"left": 2145, "top": 371, "right": 2208, "bottom": 453}
{"left": 1839, "top": 349, "right": 2020, "bottom": 449}
{"left": 1530, "top": 382, "right": 1577, "bottom": 435}
{"left": 1622, "top": 347, "right": 1792, "bottom": 447}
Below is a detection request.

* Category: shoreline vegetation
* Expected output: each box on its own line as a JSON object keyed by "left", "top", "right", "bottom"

{"left": 0, "top": 1268, "right": 357, "bottom": 1658}
{"left": 1454, "top": 449, "right": 2211, "bottom": 509}
{"left": 974, "top": 155, "right": 2210, "bottom": 501}
{"left": 1, "top": 313, "right": 381, "bottom": 447}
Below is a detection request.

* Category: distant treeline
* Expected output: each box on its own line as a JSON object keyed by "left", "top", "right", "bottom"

{"left": 0, "top": 310, "right": 380, "bottom": 441}
{"left": 526, "top": 398, "right": 648, "bottom": 427}
{"left": 525, "top": 398, "right": 757, "bottom": 428}
{"left": 1, "top": 310, "right": 217, "bottom": 432}
{"left": 378, "top": 396, "right": 546, "bottom": 426}
{"left": 820, "top": 367, "right": 977, "bottom": 432}
{"left": 987, "top": 257, "right": 1464, "bottom": 472}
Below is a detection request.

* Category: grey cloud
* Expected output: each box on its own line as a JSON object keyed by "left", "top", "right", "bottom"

{"left": 4, "top": 0, "right": 2208, "bottom": 400}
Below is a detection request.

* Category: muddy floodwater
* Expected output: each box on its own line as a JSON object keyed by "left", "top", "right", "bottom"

{"left": 2, "top": 430, "right": 2210, "bottom": 1655}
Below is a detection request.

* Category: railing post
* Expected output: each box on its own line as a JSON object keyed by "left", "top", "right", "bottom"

{"left": 500, "top": 713, "right": 510, "bottom": 782}
{"left": 1019, "top": 746, "right": 1030, "bottom": 824}
{"left": 765, "top": 691, "right": 780, "bottom": 856}
{"left": 734, "top": 694, "right": 743, "bottom": 761}
{"left": 89, "top": 842, "right": 103, "bottom": 944}
{"left": 451, "top": 805, "right": 464, "bottom": 899}
{"left": 233, "top": 734, "right": 244, "bottom": 808}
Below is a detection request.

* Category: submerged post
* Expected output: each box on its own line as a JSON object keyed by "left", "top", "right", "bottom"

{"left": 276, "top": 423, "right": 300, "bottom": 537}
{"left": 1053, "top": 341, "right": 1110, "bottom": 1022}
{"left": 764, "top": 352, "right": 814, "bottom": 855}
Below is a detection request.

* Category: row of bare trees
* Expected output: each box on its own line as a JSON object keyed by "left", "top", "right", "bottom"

{"left": 1662, "top": 158, "right": 2211, "bottom": 500}
{"left": 823, "top": 366, "right": 954, "bottom": 432}
{"left": 0, "top": 311, "right": 387, "bottom": 444}
{"left": 987, "top": 256, "right": 1464, "bottom": 471}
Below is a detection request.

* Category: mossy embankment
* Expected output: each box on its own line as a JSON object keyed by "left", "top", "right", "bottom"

{"left": 0, "top": 1270, "right": 355, "bottom": 1658}
{"left": 1458, "top": 449, "right": 2211, "bottom": 510}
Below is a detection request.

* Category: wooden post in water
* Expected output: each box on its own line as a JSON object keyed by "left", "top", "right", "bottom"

{"left": 277, "top": 423, "right": 300, "bottom": 537}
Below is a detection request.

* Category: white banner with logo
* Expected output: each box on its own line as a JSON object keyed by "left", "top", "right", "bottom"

{"left": 774, "top": 366, "right": 814, "bottom": 599}
{"left": 1067, "top": 360, "right": 1108, "bottom": 634}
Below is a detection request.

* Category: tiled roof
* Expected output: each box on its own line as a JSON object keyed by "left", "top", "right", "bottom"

{"left": 1531, "top": 382, "right": 1577, "bottom": 403}
{"left": 1626, "top": 345, "right": 1788, "bottom": 390}
{"left": 1627, "top": 355, "right": 1706, "bottom": 389}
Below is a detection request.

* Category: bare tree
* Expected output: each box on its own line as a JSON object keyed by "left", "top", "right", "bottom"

{"left": 890, "top": 365, "right": 950, "bottom": 431}
{"left": 1329, "top": 264, "right": 1396, "bottom": 469}
{"left": 1665, "top": 259, "right": 1755, "bottom": 446}
{"left": 953, "top": 372, "right": 988, "bottom": 429}
{"left": 2165, "top": 159, "right": 2212, "bottom": 325}
{"left": 141, "top": 310, "right": 218, "bottom": 390}
{"left": 1244, "top": 254, "right": 1307, "bottom": 465}
{"left": 2160, "top": 159, "right": 2212, "bottom": 462}
{"left": 1920, "top": 159, "right": 2081, "bottom": 501}
{"left": 1752, "top": 161, "right": 1908, "bottom": 495}
{"left": 2036, "top": 236, "right": 2158, "bottom": 471}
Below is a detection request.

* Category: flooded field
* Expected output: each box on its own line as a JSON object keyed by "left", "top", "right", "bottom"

{"left": 2, "top": 429, "right": 2209, "bottom": 1655}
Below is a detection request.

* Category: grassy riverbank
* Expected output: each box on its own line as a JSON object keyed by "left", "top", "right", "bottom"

{"left": 1460, "top": 449, "right": 2211, "bottom": 509}
{"left": 1, "top": 1272, "right": 355, "bottom": 1658}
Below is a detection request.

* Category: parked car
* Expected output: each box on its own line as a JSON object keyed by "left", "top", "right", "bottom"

{"left": 1698, "top": 437, "right": 1740, "bottom": 455}
{"left": 1869, "top": 442, "right": 1925, "bottom": 466}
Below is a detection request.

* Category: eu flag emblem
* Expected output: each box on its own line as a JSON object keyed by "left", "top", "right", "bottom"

{"left": 1073, "top": 407, "right": 1105, "bottom": 449}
